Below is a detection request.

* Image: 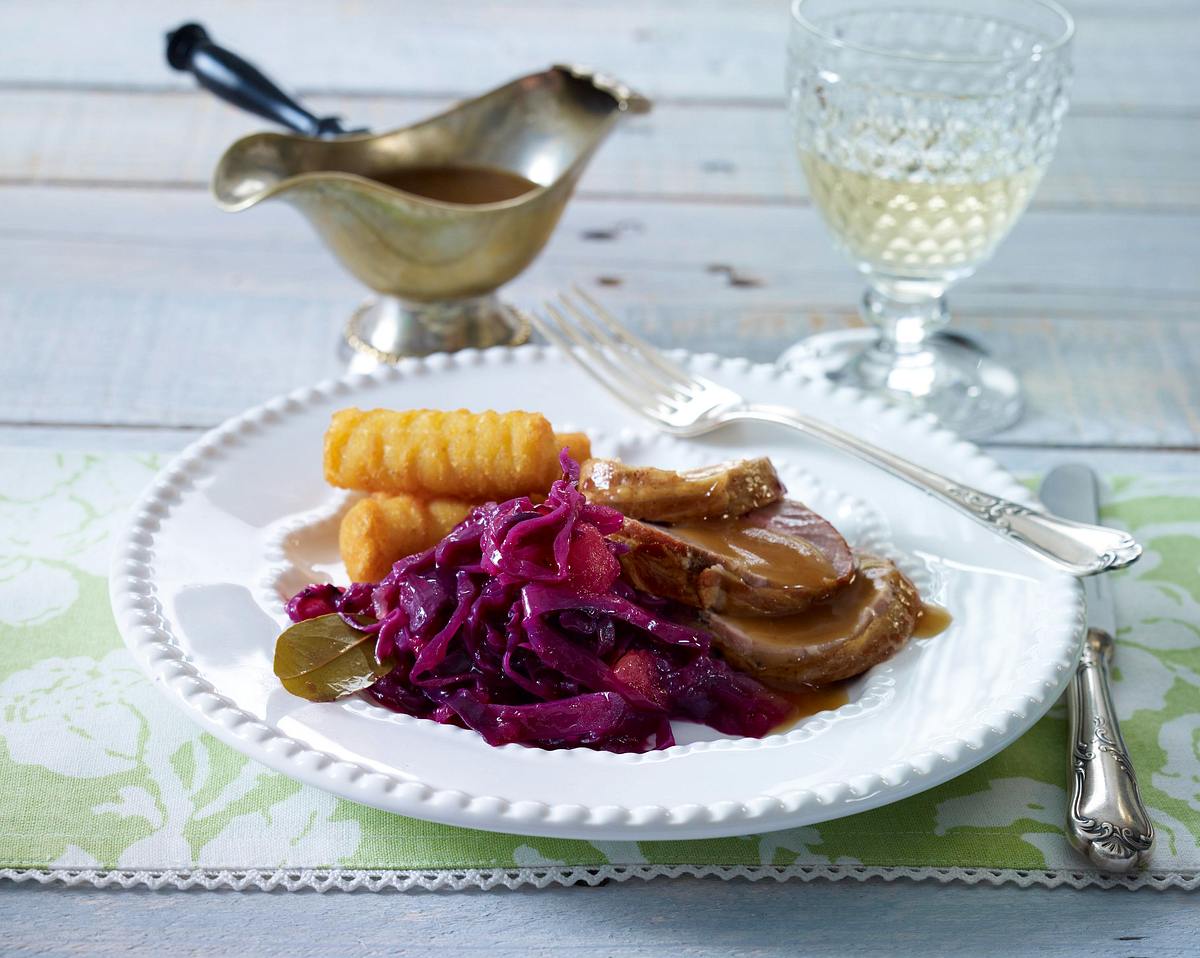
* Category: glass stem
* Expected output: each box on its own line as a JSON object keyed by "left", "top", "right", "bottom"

{"left": 860, "top": 279, "right": 950, "bottom": 357}
{"left": 852, "top": 279, "right": 952, "bottom": 398}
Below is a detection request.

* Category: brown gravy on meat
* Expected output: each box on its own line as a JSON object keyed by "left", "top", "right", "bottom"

{"left": 714, "top": 572, "right": 949, "bottom": 650}
{"left": 668, "top": 518, "right": 837, "bottom": 591}
{"left": 718, "top": 569, "right": 882, "bottom": 649}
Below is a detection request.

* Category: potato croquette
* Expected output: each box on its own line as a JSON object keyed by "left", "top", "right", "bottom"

{"left": 324, "top": 408, "right": 559, "bottom": 500}
{"left": 553, "top": 431, "right": 592, "bottom": 463}
{"left": 340, "top": 494, "right": 475, "bottom": 583}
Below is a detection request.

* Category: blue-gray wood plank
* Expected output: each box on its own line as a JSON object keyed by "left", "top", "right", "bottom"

{"left": 2, "top": 880, "right": 1198, "bottom": 957}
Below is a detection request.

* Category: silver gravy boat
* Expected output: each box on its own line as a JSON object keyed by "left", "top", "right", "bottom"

{"left": 167, "top": 24, "right": 649, "bottom": 360}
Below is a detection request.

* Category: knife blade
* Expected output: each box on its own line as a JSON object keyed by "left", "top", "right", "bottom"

{"left": 1039, "top": 463, "right": 1154, "bottom": 872}
{"left": 1040, "top": 464, "right": 1117, "bottom": 637}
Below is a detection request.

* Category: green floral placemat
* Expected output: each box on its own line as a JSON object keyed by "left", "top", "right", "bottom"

{"left": 1, "top": 450, "right": 1197, "bottom": 890}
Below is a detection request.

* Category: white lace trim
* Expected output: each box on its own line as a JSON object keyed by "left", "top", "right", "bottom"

{"left": 2, "top": 864, "right": 1196, "bottom": 892}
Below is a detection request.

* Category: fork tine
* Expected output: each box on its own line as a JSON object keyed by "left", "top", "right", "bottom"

{"left": 555, "top": 291, "right": 688, "bottom": 402}
{"left": 523, "top": 303, "right": 573, "bottom": 354}
{"left": 532, "top": 303, "right": 675, "bottom": 419}
{"left": 569, "top": 284, "right": 705, "bottom": 396}
{"left": 523, "top": 305, "right": 611, "bottom": 390}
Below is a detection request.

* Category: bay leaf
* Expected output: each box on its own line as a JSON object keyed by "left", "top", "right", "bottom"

{"left": 273, "top": 613, "right": 393, "bottom": 702}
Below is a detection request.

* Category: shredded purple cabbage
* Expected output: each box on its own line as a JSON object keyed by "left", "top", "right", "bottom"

{"left": 286, "top": 452, "right": 792, "bottom": 752}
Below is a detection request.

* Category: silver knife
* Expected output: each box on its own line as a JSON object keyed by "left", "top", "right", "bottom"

{"left": 1040, "top": 465, "right": 1154, "bottom": 872}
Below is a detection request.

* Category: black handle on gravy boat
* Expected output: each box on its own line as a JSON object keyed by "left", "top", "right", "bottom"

{"left": 165, "top": 22, "right": 366, "bottom": 137}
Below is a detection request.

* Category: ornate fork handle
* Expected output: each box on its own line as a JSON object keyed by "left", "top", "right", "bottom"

{"left": 1066, "top": 629, "right": 1154, "bottom": 871}
{"left": 728, "top": 404, "right": 1141, "bottom": 576}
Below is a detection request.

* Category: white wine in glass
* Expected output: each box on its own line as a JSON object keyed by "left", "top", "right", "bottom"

{"left": 786, "top": 0, "right": 1073, "bottom": 437}
{"left": 799, "top": 154, "right": 1043, "bottom": 281}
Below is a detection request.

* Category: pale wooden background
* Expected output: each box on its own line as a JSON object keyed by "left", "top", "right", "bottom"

{"left": 2, "top": 1, "right": 1198, "bottom": 954}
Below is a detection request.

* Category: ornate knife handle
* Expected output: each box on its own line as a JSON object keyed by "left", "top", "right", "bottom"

{"left": 1066, "top": 628, "right": 1154, "bottom": 872}
{"left": 742, "top": 405, "right": 1142, "bottom": 576}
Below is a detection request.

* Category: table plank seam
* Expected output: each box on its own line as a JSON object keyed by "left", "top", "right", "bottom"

{"left": 2, "top": 82, "right": 1200, "bottom": 120}
{"left": 5, "top": 177, "right": 1198, "bottom": 218}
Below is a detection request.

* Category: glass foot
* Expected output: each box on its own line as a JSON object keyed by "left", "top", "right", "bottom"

{"left": 342, "top": 294, "right": 531, "bottom": 367}
{"left": 779, "top": 328, "right": 1022, "bottom": 439}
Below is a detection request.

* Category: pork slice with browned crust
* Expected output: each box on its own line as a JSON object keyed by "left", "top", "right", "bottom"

{"left": 702, "top": 554, "right": 921, "bottom": 690}
{"left": 580, "top": 457, "right": 784, "bottom": 522}
{"left": 613, "top": 499, "right": 855, "bottom": 616}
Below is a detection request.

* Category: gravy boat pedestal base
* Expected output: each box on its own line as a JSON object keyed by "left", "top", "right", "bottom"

{"left": 342, "top": 294, "right": 530, "bottom": 366}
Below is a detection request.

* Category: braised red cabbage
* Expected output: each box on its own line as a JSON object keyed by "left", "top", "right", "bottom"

{"left": 286, "top": 453, "right": 792, "bottom": 752}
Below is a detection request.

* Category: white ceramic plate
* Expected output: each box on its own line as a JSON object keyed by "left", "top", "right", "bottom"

{"left": 110, "top": 347, "right": 1084, "bottom": 840}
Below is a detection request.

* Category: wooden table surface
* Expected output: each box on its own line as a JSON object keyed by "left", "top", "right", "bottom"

{"left": 2, "top": 1, "right": 1197, "bottom": 954}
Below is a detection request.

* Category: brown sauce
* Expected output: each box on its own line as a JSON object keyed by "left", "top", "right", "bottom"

{"left": 371, "top": 164, "right": 539, "bottom": 204}
{"left": 669, "top": 518, "right": 836, "bottom": 591}
{"left": 772, "top": 683, "right": 850, "bottom": 732}
{"left": 717, "top": 569, "right": 882, "bottom": 649}
{"left": 913, "top": 601, "right": 953, "bottom": 638}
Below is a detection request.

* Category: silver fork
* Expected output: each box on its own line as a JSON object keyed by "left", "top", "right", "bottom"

{"left": 527, "top": 287, "right": 1141, "bottom": 577}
